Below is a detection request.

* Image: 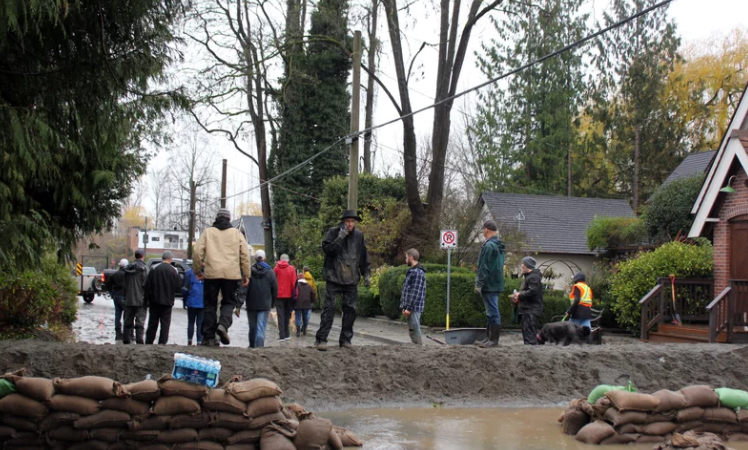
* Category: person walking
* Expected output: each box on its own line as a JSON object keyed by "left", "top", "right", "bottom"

{"left": 566, "top": 272, "right": 593, "bottom": 333}
{"left": 473, "top": 220, "right": 506, "bottom": 348}
{"left": 245, "top": 250, "right": 277, "bottom": 348}
{"left": 122, "top": 249, "right": 148, "bottom": 345}
{"left": 294, "top": 271, "right": 316, "bottom": 337}
{"left": 193, "top": 209, "right": 250, "bottom": 346}
{"left": 513, "top": 257, "right": 544, "bottom": 345}
{"left": 315, "top": 210, "right": 371, "bottom": 350}
{"left": 303, "top": 266, "right": 318, "bottom": 305}
{"left": 182, "top": 267, "right": 205, "bottom": 346}
{"left": 274, "top": 254, "right": 297, "bottom": 341}
{"left": 106, "top": 258, "right": 129, "bottom": 342}
{"left": 144, "top": 251, "right": 182, "bottom": 345}
{"left": 400, "top": 249, "right": 427, "bottom": 345}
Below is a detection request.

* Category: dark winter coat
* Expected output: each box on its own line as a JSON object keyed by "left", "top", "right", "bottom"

{"left": 107, "top": 268, "right": 126, "bottom": 296}
{"left": 144, "top": 262, "right": 182, "bottom": 307}
{"left": 475, "top": 236, "right": 505, "bottom": 293}
{"left": 517, "top": 268, "right": 544, "bottom": 317}
{"left": 322, "top": 225, "right": 371, "bottom": 286}
{"left": 294, "top": 280, "right": 317, "bottom": 310}
{"left": 123, "top": 259, "right": 148, "bottom": 307}
{"left": 245, "top": 262, "right": 278, "bottom": 311}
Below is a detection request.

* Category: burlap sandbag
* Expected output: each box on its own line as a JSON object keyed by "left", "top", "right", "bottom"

{"left": 653, "top": 390, "right": 688, "bottom": 413}
{"left": 680, "top": 385, "right": 720, "bottom": 408}
{"left": 101, "top": 397, "right": 152, "bottom": 417}
{"left": 577, "top": 399, "right": 595, "bottom": 417}
{"left": 704, "top": 407, "right": 739, "bottom": 423}
{"left": 124, "top": 380, "right": 161, "bottom": 403}
{"left": 128, "top": 415, "right": 172, "bottom": 431}
{"left": 248, "top": 411, "right": 285, "bottom": 429}
{"left": 225, "top": 445, "right": 258, "bottom": 450}
{"left": 152, "top": 395, "right": 201, "bottom": 416}
{"left": 677, "top": 407, "right": 705, "bottom": 423}
{"left": 617, "top": 423, "right": 638, "bottom": 434}
{"left": 606, "top": 390, "right": 660, "bottom": 412}
{"left": 333, "top": 426, "right": 363, "bottom": 447}
{"left": 225, "top": 379, "right": 282, "bottom": 403}
{"left": 0, "top": 393, "right": 48, "bottom": 418}
{"left": 636, "top": 434, "right": 666, "bottom": 443}
{"left": 3, "top": 431, "right": 46, "bottom": 447}
{"left": 600, "top": 433, "right": 640, "bottom": 445}
{"left": 295, "top": 416, "right": 334, "bottom": 450}
{"left": 174, "top": 441, "right": 225, "bottom": 450}
{"left": 603, "top": 408, "right": 647, "bottom": 426}
{"left": 202, "top": 389, "right": 247, "bottom": 415}
{"left": 213, "top": 412, "right": 252, "bottom": 431}
{"left": 639, "top": 421, "right": 678, "bottom": 435}
{"left": 562, "top": 408, "right": 590, "bottom": 435}
{"left": 728, "top": 433, "right": 748, "bottom": 442}
{"left": 53, "top": 376, "right": 124, "bottom": 400}
{"left": 13, "top": 377, "right": 55, "bottom": 403}
{"left": 158, "top": 375, "right": 207, "bottom": 400}
{"left": 226, "top": 429, "right": 262, "bottom": 445}
{"left": 739, "top": 410, "right": 748, "bottom": 423}
{"left": 646, "top": 413, "right": 676, "bottom": 424}
{"left": 170, "top": 412, "right": 211, "bottom": 430}
{"left": 136, "top": 445, "right": 172, "bottom": 450}
{"left": 73, "top": 410, "right": 131, "bottom": 429}
{"left": 1, "top": 416, "right": 37, "bottom": 432}
{"left": 283, "top": 404, "right": 308, "bottom": 420}
{"left": 575, "top": 420, "right": 616, "bottom": 445}
{"left": 88, "top": 428, "right": 123, "bottom": 443}
{"left": 591, "top": 396, "right": 612, "bottom": 419}
{"left": 39, "top": 411, "right": 80, "bottom": 433}
{"left": 121, "top": 429, "right": 161, "bottom": 442}
{"left": 69, "top": 440, "right": 109, "bottom": 450}
{"left": 0, "top": 425, "right": 16, "bottom": 440}
{"left": 693, "top": 423, "right": 730, "bottom": 434}
{"left": 260, "top": 426, "right": 295, "bottom": 450}
{"left": 245, "top": 396, "right": 283, "bottom": 419}
{"left": 328, "top": 428, "right": 344, "bottom": 450}
{"left": 48, "top": 425, "right": 90, "bottom": 441}
{"left": 676, "top": 421, "right": 702, "bottom": 433}
{"left": 47, "top": 394, "right": 101, "bottom": 416}
{"left": 158, "top": 428, "right": 199, "bottom": 444}
{"left": 200, "top": 427, "right": 235, "bottom": 443}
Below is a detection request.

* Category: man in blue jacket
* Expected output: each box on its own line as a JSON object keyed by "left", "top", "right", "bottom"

{"left": 474, "top": 220, "right": 506, "bottom": 348}
{"left": 183, "top": 267, "right": 205, "bottom": 346}
{"left": 400, "top": 249, "right": 426, "bottom": 345}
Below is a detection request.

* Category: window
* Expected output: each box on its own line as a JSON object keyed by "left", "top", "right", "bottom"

{"left": 151, "top": 237, "right": 160, "bottom": 242}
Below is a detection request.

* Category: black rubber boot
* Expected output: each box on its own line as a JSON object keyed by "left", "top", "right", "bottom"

{"left": 479, "top": 323, "right": 500, "bottom": 348}
{"left": 217, "top": 325, "right": 230, "bottom": 346}
{"left": 114, "top": 329, "right": 123, "bottom": 341}
{"left": 472, "top": 321, "right": 490, "bottom": 346}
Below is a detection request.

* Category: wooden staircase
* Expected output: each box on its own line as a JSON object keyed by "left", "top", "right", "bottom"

{"left": 648, "top": 323, "right": 748, "bottom": 344}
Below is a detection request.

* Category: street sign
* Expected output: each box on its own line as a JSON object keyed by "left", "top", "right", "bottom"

{"left": 440, "top": 230, "right": 458, "bottom": 249}
{"left": 75, "top": 263, "right": 83, "bottom": 276}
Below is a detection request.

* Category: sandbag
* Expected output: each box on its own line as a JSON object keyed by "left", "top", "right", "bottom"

{"left": 606, "top": 390, "right": 660, "bottom": 412}
{"left": 213, "top": 412, "right": 252, "bottom": 431}
{"left": 226, "top": 429, "right": 262, "bottom": 445}
{"left": 704, "top": 407, "right": 739, "bottom": 423}
{"left": 591, "top": 396, "right": 612, "bottom": 419}
{"left": 121, "top": 429, "right": 161, "bottom": 442}
{"left": 0, "top": 379, "right": 16, "bottom": 399}
{"left": 202, "top": 389, "right": 247, "bottom": 415}
{"left": 53, "top": 376, "right": 123, "bottom": 400}
{"left": 562, "top": 408, "right": 590, "bottom": 435}
{"left": 739, "top": 410, "right": 748, "bottom": 423}
{"left": 636, "top": 434, "right": 666, "bottom": 443}
{"left": 89, "top": 428, "right": 123, "bottom": 443}
{"left": 158, "top": 375, "right": 207, "bottom": 400}
{"left": 48, "top": 425, "right": 90, "bottom": 441}
{"left": 328, "top": 428, "right": 344, "bottom": 450}
{"left": 716, "top": 388, "right": 748, "bottom": 411}
{"left": 248, "top": 411, "right": 285, "bottom": 429}
{"left": 124, "top": 380, "right": 161, "bottom": 403}
{"left": 269, "top": 420, "right": 298, "bottom": 439}
{"left": 69, "top": 440, "right": 109, "bottom": 450}
{"left": 101, "top": 397, "right": 152, "bottom": 417}
{"left": 152, "top": 395, "right": 201, "bottom": 416}
{"left": 39, "top": 411, "right": 80, "bottom": 432}
{"left": 728, "top": 433, "right": 748, "bottom": 442}
{"left": 334, "top": 426, "right": 363, "bottom": 447}
{"left": 171, "top": 412, "right": 212, "bottom": 430}
{"left": 588, "top": 384, "right": 629, "bottom": 405}
{"left": 646, "top": 413, "right": 676, "bottom": 424}
{"left": 600, "top": 433, "right": 640, "bottom": 445}
{"left": 603, "top": 408, "right": 647, "bottom": 426}
{"left": 283, "top": 404, "right": 307, "bottom": 420}
{"left": 575, "top": 420, "right": 616, "bottom": 445}
{"left": 260, "top": 426, "right": 295, "bottom": 450}
{"left": 128, "top": 415, "right": 172, "bottom": 431}
{"left": 1, "top": 416, "right": 38, "bottom": 432}
{"left": 0, "top": 393, "right": 48, "bottom": 419}
{"left": 680, "top": 385, "right": 720, "bottom": 408}
{"left": 73, "top": 410, "right": 131, "bottom": 429}
{"left": 0, "top": 425, "right": 16, "bottom": 440}
{"left": 13, "top": 377, "right": 55, "bottom": 403}
{"left": 640, "top": 421, "right": 678, "bottom": 435}
{"left": 3, "top": 432, "right": 46, "bottom": 447}
{"left": 577, "top": 399, "right": 595, "bottom": 418}
{"left": 137, "top": 445, "right": 172, "bottom": 450}
{"left": 676, "top": 421, "right": 702, "bottom": 433}
{"left": 653, "top": 390, "right": 688, "bottom": 413}
{"left": 617, "top": 423, "right": 639, "bottom": 434}
{"left": 199, "top": 427, "right": 234, "bottom": 443}
{"left": 295, "top": 416, "right": 334, "bottom": 450}
{"left": 47, "top": 394, "right": 101, "bottom": 416}
{"left": 677, "top": 407, "right": 705, "bottom": 423}
{"left": 694, "top": 423, "right": 730, "bottom": 434}
{"left": 158, "top": 428, "right": 199, "bottom": 444}
{"left": 245, "top": 396, "right": 283, "bottom": 419}
{"left": 225, "top": 445, "right": 257, "bottom": 450}
{"left": 174, "top": 441, "right": 225, "bottom": 450}
{"left": 225, "top": 379, "right": 282, "bottom": 403}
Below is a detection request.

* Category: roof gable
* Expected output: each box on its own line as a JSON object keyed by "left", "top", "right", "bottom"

{"left": 231, "top": 215, "right": 266, "bottom": 245}
{"left": 480, "top": 192, "right": 635, "bottom": 255}
{"left": 661, "top": 150, "right": 716, "bottom": 188}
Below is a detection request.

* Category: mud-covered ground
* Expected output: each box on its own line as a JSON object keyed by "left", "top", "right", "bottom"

{"left": 2, "top": 340, "right": 748, "bottom": 410}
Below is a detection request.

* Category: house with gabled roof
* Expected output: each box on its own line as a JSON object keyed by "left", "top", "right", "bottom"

{"left": 231, "top": 215, "right": 266, "bottom": 256}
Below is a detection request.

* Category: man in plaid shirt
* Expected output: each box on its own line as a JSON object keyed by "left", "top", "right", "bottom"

{"left": 400, "top": 248, "right": 427, "bottom": 345}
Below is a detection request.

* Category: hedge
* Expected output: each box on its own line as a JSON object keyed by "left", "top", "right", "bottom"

{"left": 312, "top": 281, "right": 381, "bottom": 317}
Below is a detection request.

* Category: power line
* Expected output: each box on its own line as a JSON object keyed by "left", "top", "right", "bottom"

{"left": 221, "top": 0, "right": 674, "bottom": 202}
{"left": 224, "top": 164, "right": 322, "bottom": 202}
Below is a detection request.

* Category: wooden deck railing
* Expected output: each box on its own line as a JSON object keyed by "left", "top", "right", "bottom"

{"left": 639, "top": 278, "right": 714, "bottom": 341}
{"left": 639, "top": 284, "right": 664, "bottom": 341}
{"left": 707, "top": 287, "right": 732, "bottom": 343}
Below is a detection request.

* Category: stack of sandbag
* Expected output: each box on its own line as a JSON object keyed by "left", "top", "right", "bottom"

{"left": 653, "top": 431, "right": 736, "bottom": 450}
{"left": 560, "top": 384, "right": 748, "bottom": 446}
{"left": 0, "top": 370, "right": 363, "bottom": 450}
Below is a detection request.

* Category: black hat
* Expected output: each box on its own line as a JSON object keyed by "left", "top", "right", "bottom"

{"left": 572, "top": 272, "right": 586, "bottom": 283}
{"left": 482, "top": 220, "right": 498, "bottom": 231}
{"left": 340, "top": 210, "right": 362, "bottom": 222}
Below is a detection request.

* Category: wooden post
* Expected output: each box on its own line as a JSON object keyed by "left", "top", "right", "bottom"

{"left": 347, "top": 30, "right": 362, "bottom": 212}
{"left": 221, "top": 159, "right": 228, "bottom": 209}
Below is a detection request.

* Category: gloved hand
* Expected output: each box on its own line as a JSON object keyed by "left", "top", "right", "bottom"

{"left": 234, "top": 306, "right": 241, "bottom": 318}
{"left": 364, "top": 275, "right": 371, "bottom": 287}
{"left": 338, "top": 228, "right": 349, "bottom": 240}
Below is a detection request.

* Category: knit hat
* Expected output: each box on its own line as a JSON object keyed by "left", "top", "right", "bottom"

{"left": 482, "top": 220, "right": 498, "bottom": 231}
{"left": 162, "top": 250, "right": 174, "bottom": 260}
{"left": 521, "top": 256, "right": 536, "bottom": 269}
{"left": 119, "top": 258, "right": 129, "bottom": 268}
{"left": 254, "top": 250, "right": 266, "bottom": 261}
{"left": 135, "top": 249, "right": 145, "bottom": 259}
{"left": 216, "top": 208, "right": 231, "bottom": 220}
{"left": 572, "top": 272, "right": 586, "bottom": 283}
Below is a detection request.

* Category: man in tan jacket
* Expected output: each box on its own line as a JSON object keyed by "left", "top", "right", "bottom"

{"left": 193, "top": 209, "right": 250, "bottom": 346}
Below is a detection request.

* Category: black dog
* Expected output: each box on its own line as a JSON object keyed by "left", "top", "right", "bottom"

{"left": 537, "top": 321, "right": 591, "bottom": 346}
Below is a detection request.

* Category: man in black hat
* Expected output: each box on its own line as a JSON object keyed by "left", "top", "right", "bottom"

{"left": 513, "top": 256, "right": 544, "bottom": 345}
{"left": 473, "top": 220, "right": 505, "bottom": 348}
{"left": 314, "top": 210, "right": 371, "bottom": 350}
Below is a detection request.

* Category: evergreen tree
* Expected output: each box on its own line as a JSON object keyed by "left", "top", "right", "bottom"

{"left": 271, "top": 0, "right": 351, "bottom": 256}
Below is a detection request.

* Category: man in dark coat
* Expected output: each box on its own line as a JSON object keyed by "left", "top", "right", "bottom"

{"left": 106, "top": 258, "right": 128, "bottom": 342}
{"left": 474, "top": 220, "right": 505, "bottom": 348}
{"left": 513, "top": 256, "right": 544, "bottom": 345}
{"left": 122, "top": 249, "right": 148, "bottom": 344}
{"left": 144, "top": 251, "right": 183, "bottom": 345}
{"left": 314, "top": 210, "right": 371, "bottom": 350}
{"left": 245, "top": 250, "right": 278, "bottom": 348}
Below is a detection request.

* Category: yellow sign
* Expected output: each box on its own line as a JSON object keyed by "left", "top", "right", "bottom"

{"left": 75, "top": 263, "right": 83, "bottom": 276}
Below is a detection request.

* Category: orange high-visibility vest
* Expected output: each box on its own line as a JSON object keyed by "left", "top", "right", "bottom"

{"left": 569, "top": 282, "right": 592, "bottom": 308}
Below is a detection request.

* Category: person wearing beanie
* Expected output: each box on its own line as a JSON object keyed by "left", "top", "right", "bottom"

{"left": 245, "top": 250, "right": 277, "bottom": 348}
{"left": 566, "top": 272, "right": 593, "bottom": 334}
{"left": 123, "top": 249, "right": 148, "bottom": 344}
{"left": 513, "top": 256, "right": 544, "bottom": 345}
{"left": 193, "top": 209, "right": 251, "bottom": 346}
{"left": 106, "top": 258, "right": 129, "bottom": 342}
{"left": 144, "top": 251, "right": 182, "bottom": 345}
{"left": 473, "top": 219, "right": 505, "bottom": 348}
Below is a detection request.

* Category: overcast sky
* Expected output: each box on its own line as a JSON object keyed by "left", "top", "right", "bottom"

{"left": 144, "top": 0, "right": 748, "bottom": 218}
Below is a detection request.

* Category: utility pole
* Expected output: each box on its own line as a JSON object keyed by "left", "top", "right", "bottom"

{"left": 347, "top": 30, "right": 362, "bottom": 212}
{"left": 187, "top": 179, "right": 197, "bottom": 259}
{"left": 221, "top": 158, "right": 228, "bottom": 209}
{"left": 363, "top": 0, "right": 379, "bottom": 174}
{"left": 143, "top": 217, "right": 148, "bottom": 257}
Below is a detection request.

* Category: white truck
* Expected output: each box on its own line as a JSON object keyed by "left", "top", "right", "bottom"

{"left": 74, "top": 266, "right": 102, "bottom": 303}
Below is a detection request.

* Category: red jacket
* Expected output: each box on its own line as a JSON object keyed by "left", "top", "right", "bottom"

{"left": 274, "top": 260, "right": 297, "bottom": 299}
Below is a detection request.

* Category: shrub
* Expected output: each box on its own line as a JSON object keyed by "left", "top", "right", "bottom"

{"left": 644, "top": 173, "right": 704, "bottom": 242}
{"left": 587, "top": 216, "right": 647, "bottom": 251}
{"left": 610, "top": 240, "right": 713, "bottom": 333}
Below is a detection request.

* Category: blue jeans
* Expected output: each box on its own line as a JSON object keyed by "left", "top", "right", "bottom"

{"left": 570, "top": 317, "right": 591, "bottom": 329}
{"left": 481, "top": 292, "right": 501, "bottom": 325}
{"left": 407, "top": 311, "right": 423, "bottom": 345}
{"left": 295, "top": 309, "right": 312, "bottom": 330}
{"left": 248, "top": 310, "right": 269, "bottom": 348}
{"left": 187, "top": 308, "right": 204, "bottom": 344}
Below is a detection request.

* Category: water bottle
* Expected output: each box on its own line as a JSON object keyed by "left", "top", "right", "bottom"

{"left": 145, "top": 374, "right": 152, "bottom": 381}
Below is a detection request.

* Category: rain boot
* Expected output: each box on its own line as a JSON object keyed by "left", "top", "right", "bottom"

{"left": 217, "top": 324, "right": 230, "bottom": 345}
{"left": 115, "top": 329, "right": 123, "bottom": 342}
{"left": 472, "top": 320, "right": 490, "bottom": 346}
{"left": 302, "top": 325, "right": 307, "bottom": 336}
{"left": 135, "top": 328, "right": 145, "bottom": 345}
{"left": 479, "top": 323, "right": 500, "bottom": 348}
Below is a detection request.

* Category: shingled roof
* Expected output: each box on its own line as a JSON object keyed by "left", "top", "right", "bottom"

{"left": 660, "top": 150, "right": 716, "bottom": 188}
{"left": 231, "top": 215, "right": 265, "bottom": 245}
{"left": 479, "top": 192, "right": 635, "bottom": 255}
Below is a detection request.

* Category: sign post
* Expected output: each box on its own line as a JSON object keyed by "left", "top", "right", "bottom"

{"left": 440, "top": 230, "right": 458, "bottom": 330}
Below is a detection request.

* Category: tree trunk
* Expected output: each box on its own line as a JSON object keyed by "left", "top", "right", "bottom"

{"left": 633, "top": 123, "right": 640, "bottom": 214}
{"left": 567, "top": 139, "right": 572, "bottom": 197}
{"left": 363, "top": 0, "right": 378, "bottom": 174}
{"left": 187, "top": 179, "right": 197, "bottom": 259}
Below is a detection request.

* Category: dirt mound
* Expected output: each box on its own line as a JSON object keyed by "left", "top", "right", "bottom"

{"left": 1, "top": 341, "right": 748, "bottom": 409}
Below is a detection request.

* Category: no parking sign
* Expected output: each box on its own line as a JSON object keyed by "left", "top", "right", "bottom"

{"left": 440, "top": 230, "right": 458, "bottom": 249}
